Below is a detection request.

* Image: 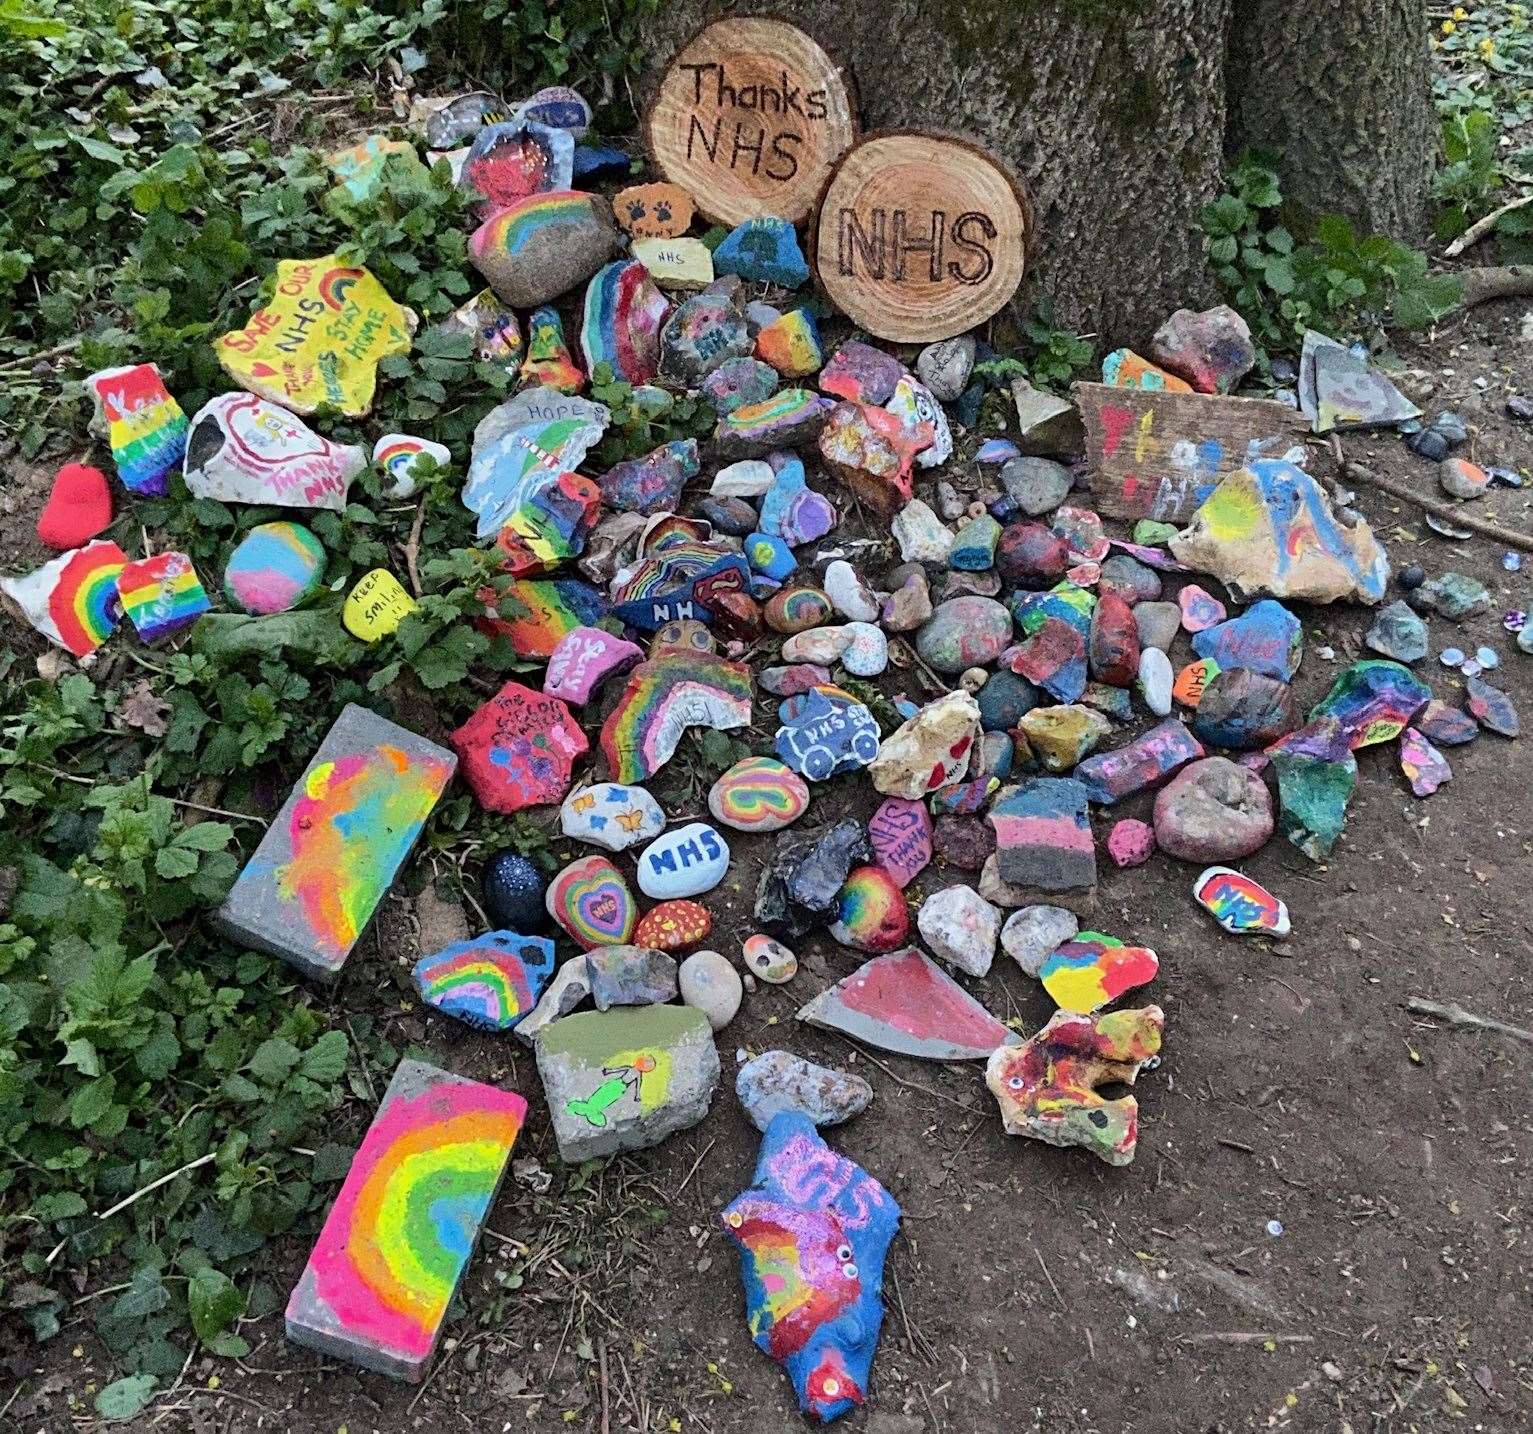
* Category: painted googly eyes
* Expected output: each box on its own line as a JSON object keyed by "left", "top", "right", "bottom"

{"left": 1007, "top": 1075, "right": 1025, "bottom": 1090}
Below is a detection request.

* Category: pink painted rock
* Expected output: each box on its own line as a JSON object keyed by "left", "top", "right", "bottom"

{"left": 1178, "top": 584, "right": 1226, "bottom": 633}
{"left": 867, "top": 797, "right": 933, "bottom": 889}
{"left": 1150, "top": 305, "right": 1255, "bottom": 394}
{"left": 452, "top": 680, "right": 589, "bottom": 813}
{"left": 759, "top": 663, "right": 831, "bottom": 697}
{"left": 543, "top": 625, "right": 643, "bottom": 704}
{"left": 1152, "top": 756, "right": 1273, "bottom": 863}
{"left": 1107, "top": 819, "right": 1156, "bottom": 868}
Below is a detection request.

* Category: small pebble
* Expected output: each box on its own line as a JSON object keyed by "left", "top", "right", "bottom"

{"left": 1504, "top": 552, "right": 1523, "bottom": 572}
{"left": 1504, "top": 610, "right": 1527, "bottom": 633}
{"left": 1398, "top": 564, "right": 1426, "bottom": 591}
{"left": 1266, "top": 1220, "right": 1284, "bottom": 1238}
{"left": 1477, "top": 646, "right": 1499, "bottom": 670}
{"left": 1440, "top": 647, "right": 1466, "bottom": 667}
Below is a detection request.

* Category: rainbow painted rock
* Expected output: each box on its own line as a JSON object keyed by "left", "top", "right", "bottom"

{"left": 215, "top": 705, "right": 456, "bottom": 982}
{"left": 988, "top": 779, "right": 1095, "bottom": 894}
{"left": 225, "top": 522, "right": 326, "bottom": 614}
{"left": 817, "top": 400, "right": 932, "bottom": 514}
{"left": 1192, "top": 867, "right": 1291, "bottom": 937}
{"left": 829, "top": 865, "right": 910, "bottom": 953}
{"left": 285, "top": 1059, "right": 525, "bottom": 1379}
{"left": 708, "top": 756, "right": 811, "bottom": 833}
{"left": 372, "top": 432, "right": 449, "bottom": 499}
{"left": 1038, "top": 933, "right": 1159, "bottom": 1013}
{"left": 476, "top": 577, "right": 607, "bottom": 658}
{"left": 722, "top": 1112, "right": 901, "bottom": 1423}
{"left": 715, "top": 389, "right": 834, "bottom": 461}
{"left": 600, "top": 648, "right": 752, "bottom": 783}
{"left": 755, "top": 308, "right": 823, "bottom": 379}
{"left": 634, "top": 899, "right": 712, "bottom": 952}
{"left": 520, "top": 305, "right": 584, "bottom": 392}
{"left": 986, "top": 1006, "right": 1164, "bottom": 1166}
{"left": 117, "top": 551, "right": 210, "bottom": 642}
{"left": 85, "top": 363, "right": 188, "bottom": 496}
{"left": 217, "top": 256, "right": 415, "bottom": 416}
{"left": 468, "top": 190, "right": 620, "bottom": 309}
{"left": 581, "top": 260, "right": 671, "bottom": 385}
{"left": 546, "top": 855, "right": 637, "bottom": 950}
{"left": 1308, "top": 659, "right": 1430, "bottom": 750}
{"left": 412, "top": 932, "right": 555, "bottom": 1031}
{"left": 0, "top": 540, "right": 126, "bottom": 657}
{"left": 451, "top": 680, "right": 587, "bottom": 813}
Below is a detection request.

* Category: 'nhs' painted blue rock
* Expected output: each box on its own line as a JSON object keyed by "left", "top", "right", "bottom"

{"left": 721, "top": 1111, "right": 900, "bottom": 1423}
{"left": 637, "top": 821, "right": 729, "bottom": 899}
{"left": 713, "top": 217, "right": 810, "bottom": 289}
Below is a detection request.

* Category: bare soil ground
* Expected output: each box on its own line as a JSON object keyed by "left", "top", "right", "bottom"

{"left": 9, "top": 301, "right": 1533, "bottom": 1434}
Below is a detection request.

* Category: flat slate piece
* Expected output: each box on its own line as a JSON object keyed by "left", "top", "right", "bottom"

{"left": 796, "top": 947, "right": 1020, "bottom": 1061}
{"left": 216, "top": 704, "right": 456, "bottom": 981}
{"left": 285, "top": 1059, "right": 526, "bottom": 1380}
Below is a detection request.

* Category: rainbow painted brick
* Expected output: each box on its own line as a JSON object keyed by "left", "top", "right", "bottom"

{"left": 285, "top": 1059, "right": 526, "bottom": 1379}
{"left": 85, "top": 363, "right": 188, "bottom": 496}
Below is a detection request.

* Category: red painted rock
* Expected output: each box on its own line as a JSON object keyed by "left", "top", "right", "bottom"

{"left": 452, "top": 680, "right": 589, "bottom": 813}
{"left": 634, "top": 899, "right": 711, "bottom": 952}
{"left": 36, "top": 463, "right": 112, "bottom": 550}
{"left": 997, "top": 521, "right": 1071, "bottom": 588}
{"left": 1088, "top": 593, "right": 1140, "bottom": 689}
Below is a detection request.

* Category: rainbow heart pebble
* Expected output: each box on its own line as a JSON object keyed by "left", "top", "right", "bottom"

{"left": 546, "top": 855, "right": 636, "bottom": 949}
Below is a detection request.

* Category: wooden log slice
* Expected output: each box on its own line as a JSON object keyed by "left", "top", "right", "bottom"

{"left": 812, "top": 131, "right": 1031, "bottom": 344}
{"left": 645, "top": 17, "right": 858, "bottom": 228}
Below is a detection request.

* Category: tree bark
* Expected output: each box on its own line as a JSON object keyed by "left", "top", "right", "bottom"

{"left": 1226, "top": 0, "right": 1433, "bottom": 240}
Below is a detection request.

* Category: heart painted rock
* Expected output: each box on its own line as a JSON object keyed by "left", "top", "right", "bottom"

{"left": 560, "top": 782, "right": 664, "bottom": 852}
{"left": 36, "top": 463, "right": 112, "bottom": 550}
{"left": 412, "top": 931, "right": 556, "bottom": 1031}
{"left": 708, "top": 756, "right": 811, "bottom": 833}
{"left": 633, "top": 899, "right": 712, "bottom": 952}
{"left": 637, "top": 822, "right": 730, "bottom": 900}
{"left": 743, "top": 933, "right": 798, "bottom": 984}
{"left": 546, "top": 855, "right": 637, "bottom": 949}
{"left": 1038, "top": 933, "right": 1159, "bottom": 1013}
{"left": 828, "top": 865, "right": 910, "bottom": 953}
{"left": 1192, "top": 866, "right": 1291, "bottom": 936}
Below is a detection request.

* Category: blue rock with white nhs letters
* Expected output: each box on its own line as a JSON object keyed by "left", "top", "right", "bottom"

{"left": 714, "top": 218, "right": 810, "bottom": 288}
{"left": 637, "top": 821, "right": 730, "bottom": 899}
{"left": 775, "top": 686, "right": 881, "bottom": 782}
{"left": 721, "top": 1111, "right": 901, "bottom": 1423}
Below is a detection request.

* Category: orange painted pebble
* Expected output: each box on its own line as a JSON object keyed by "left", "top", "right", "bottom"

{"left": 614, "top": 182, "right": 695, "bottom": 239}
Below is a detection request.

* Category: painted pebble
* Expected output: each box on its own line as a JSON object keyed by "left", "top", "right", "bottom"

{"left": 1038, "top": 933, "right": 1159, "bottom": 1013}
{"left": 560, "top": 781, "right": 664, "bottom": 852}
{"left": 828, "top": 865, "right": 910, "bottom": 953}
{"left": 742, "top": 933, "right": 798, "bottom": 984}
{"left": 637, "top": 821, "right": 730, "bottom": 900}
{"left": 1177, "top": 584, "right": 1226, "bottom": 633}
{"left": 634, "top": 899, "right": 712, "bottom": 952}
{"left": 708, "top": 755, "right": 811, "bottom": 833}
{"left": 412, "top": 932, "right": 555, "bottom": 1031}
{"left": 1192, "top": 866, "right": 1291, "bottom": 937}
{"left": 546, "top": 855, "right": 637, "bottom": 950}
{"left": 867, "top": 797, "right": 933, "bottom": 888}
{"left": 224, "top": 521, "right": 326, "bottom": 615}
{"left": 763, "top": 585, "right": 834, "bottom": 634}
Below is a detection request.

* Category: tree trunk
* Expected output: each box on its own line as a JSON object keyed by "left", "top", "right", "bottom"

{"left": 640, "top": 0, "right": 1434, "bottom": 343}
{"left": 1226, "top": 0, "right": 1433, "bottom": 241}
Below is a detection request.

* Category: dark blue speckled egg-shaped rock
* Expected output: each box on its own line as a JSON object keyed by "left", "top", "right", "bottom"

{"left": 482, "top": 851, "right": 548, "bottom": 932}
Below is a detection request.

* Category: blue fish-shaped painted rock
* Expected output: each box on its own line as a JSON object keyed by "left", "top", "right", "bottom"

{"left": 721, "top": 1111, "right": 900, "bottom": 1423}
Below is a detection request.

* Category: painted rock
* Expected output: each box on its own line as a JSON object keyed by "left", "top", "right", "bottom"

{"left": 1013, "top": 583, "right": 1095, "bottom": 638}
{"left": 581, "top": 260, "right": 671, "bottom": 385}
{"left": 342, "top": 568, "right": 416, "bottom": 641}
{"left": 743, "top": 933, "right": 799, "bottom": 984}
{"left": 598, "top": 437, "right": 699, "bottom": 515}
{"left": 572, "top": 143, "right": 629, "bottom": 181}
{"left": 916, "top": 333, "right": 976, "bottom": 401}
{"left": 184, "top": 391, "right": 366, "bottom": 511}
{"left": 1151, "top": 304, "right": 1255, "bottom": 393}
{"left": 1191, "top": 667, "right": 1298, "bottom": 749}
{"left": 1266, "top": 716, "right": 1358, "bottom": 861}
{"left": 988, "top": 779, "right": 1096, "bottom": 893}
{"left": 536, "top": 1005, "right": 719, "bottom": 1161}
{"left": 1191, "top": 598, "right": 1303, "bottom": 681}
{"left": 1015, "top": 705, "right": 1111, "bottom": 773}
{"left": 1052, "top": 506, "right": 1109, "bottom": 565}
{"left": 371, "top": 433, "right": 448, "bottom": 500}
{"left": 214, "top": 706, "right": 455, "bottom": 982}
{"left": 1177, "top": 584, "right": 1226, "bottom": 633}
{"left": 736, "top": 1051, "right": 873, "bottom": 1132}
{"left": 1101, "top": 346, "right": 1193, "bottom": 392}
{"left": 516, "top": 304, "right": 584, "bottom": 391}
{"left": 659, "top": 279, "right": 755, "bottom": 387}
{"left": 1192, "top": 866, "right": 1290, "bottom": 936}
{"left": 36, "top": 463, "right": 111, "bottom": 550}
{"left": 881, "top": 566, "right": 932, "bottom": 632}
{"left": 722, "top": 1111, "right": 899, "bottom": 1422}
{"left": 1416, "top": 698, "right": 1479, "bottom": 746}
{"left": 746, "top": 530, "right": 797, "bottom": 581}
{"left": 1000, "top": 905, "right": 1080, "bottom": 976}
{"left": 1466, "top": 675, "right": 1520, "bottom": 738}
{"left": 949, "top": 512, "right": 1002, "bottom": 572}
{"left": 679, "top": 949, "right": 743, "bottom": 1031}
{"left": 711, "top": 458, "right": 776, "bottom": 498}
{"left": 544, "top": 626, "right": 643, "bottom": 706}
{"left": 1364, "top": 600, "right": 1429, "bottom": 664}
{"left": 1074, "top": 718, "right": 1204, "bottom": 804}
{"left": 1039, "top": 933, "right": 1158, "bottom": 1012}
{"left": 713, "top": 217, "right": 809, "bottom": 287}
{"left": 614, "top": 180, "right": 695, "bottom": 238}
{"left": 886, "top": 374, "right": 952, "bottom": 468}
{"left": 764, "top": 585, "right": 834, "bottom": 634}
{"left": 774, "top": 685, "right": 881, "bottom": 782}
{"left": 976, "top": 671, "right": 1040, "bottom": 733}
{"left": 1006, "top": 617, "right": 1088, "bottom": 704}
{"left": 216, "top": 258, "right": 414, "bottom": 416}
{"left": 829, "top": 865, "right": 910, "bottom": 953}
{"left": 515, "top": 85, "right": 592, "bottom": 137}
{"left": 1153, "top": 756, "right": 1274, "bottom": 863}
{"left": 699, "top": 495, "right": 760, "bottom": 535}
{"left": 1171, "top": 656, "right": 1220, "bottom": 709}
{"left": 560, "top": 782, "right": 664, "bottom": 853}
{"left": 820, "top": 339, "right": 907, "bottom": 405}
{"left": 413, "top": 931, "right": 555, "bottom": 1031}
{"left": 117, "top": 551, "right": 210, "bottom": 641}
{"left": 708, "top": 756, "right": 811, "bottom": 833}
{"left": 1400, "top": 727, "right": 1453, "bottom": 797}
{"left": 477, "top": 577, "right": 607, "bottom": 659}
{"left": 459, "top": 118, "right": 573, "bottom": 215}
{"left": 85, "top": 363, "right": 188, "bottom": 496}
{"left": 760, "top": 663, "right": 832, "bottom": 696}
{"left": 756, "top": 308, "right": 823, "bottom": 378}
{"left": 867, "top": 798, "right": 933, "bottom": 889}
{"left": 986, "top": 1006, "right": 1164, "bottom": 1165}
{"left": 868, "top": 691, "right": 979, "bottom": 799}
{"left": 1107, "top": 819, "right": 1156, "bottom": 868}
{"left": 601, "top": 648, "right": 753, "bottom": 783}
{"left": 915, "top": 597, "right": 1014, "bottom": 675}
{"left": 483, "top": 851, "right": 548, "bottom": 932}
{"left": 468, "top": 190, "right": 619, "bottom": 308}
{"left": 917, "top": 884, "right": 1002, "bottom": 978}
{"left": 717, "top": 389, "right": 834, "bottom": 460}
{"left": 822, "top": 560, "right": 878, "bottom": 622}
{"left": 637, "top": 822, "right": 730, "bottom": 900}
{"left": 452, "top": 681, "right": 587, "bottom": 813}
{"left": 0, "top": 540, "right": 123, "bottom": 658}
{"left": 441, "top": 287, "right": 524, "bottom": 372}
{"left": 1087, "top": 593, "right": 1140, "bottom": 689}
{"left": 797, "top": 947, "right": 1021, "bottom": 1061}
{"left": 1082, "top": 682, "right": 1133, "bottom": 723}
{"left": 546, "top": 856, "right": 637, "bottom": 949}
{"left": 781, "top": 625, "right": 853, "bottom": 665}
{"left": 997, "top": 521, "right": 1071, "bottom": 588}
{"left": 817, "top": 400, "right": 931, "bottom": 514}
{"left": 284, "top": 1060, "right": 525, "bottom": 1380}
{"left": 586, "top": 944, "right": 679, "bottom": 1009}
{"left": 632, "top": 236, "right": 715, "bottom": 289}
{"left": 702, "top": 355, "right": 781, "bottom": 415}
{"left": 840, "top": 622, "right": 889, "bottom": 678}
{"left": 1309, "top": 659, "right": 1430, "bottom": 749}
{"left": 633, "top": 899, "right": 712, "bottom": 952}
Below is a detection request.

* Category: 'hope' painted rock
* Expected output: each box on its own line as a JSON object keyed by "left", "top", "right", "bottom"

{"left": 1192, "top": 866, "right": 1290, "bottom": 936}
{"left": 412, "top": 932, "right": 555, "bottom": 1031}
{"left": 708, "top": 755, "right": 811, "bottom": 832}
{"left": 637, "top": 821, "right": 730, "bottom": 899}
{"left": 546, "top": 855, "right": 637, "bottom": 949}
{"left": 560, "top": 782, "right": 664, "bottom": 852}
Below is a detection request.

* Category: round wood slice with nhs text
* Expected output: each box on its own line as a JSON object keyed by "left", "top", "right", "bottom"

{"left": 812, "top": 131, "right": 1031, "bottom": 344}
{"left": 645, "top": 17, "right": 858, "bottom": 227}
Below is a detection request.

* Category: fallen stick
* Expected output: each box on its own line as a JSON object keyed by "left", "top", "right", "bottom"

{"left": 1177, "top": 1332, "right": 1314, "bottom": 1346}
{"left": 1406, "top": 996, "right": 1533, "bottom": 1046}
{"left": 1335, "top": 450, "right": 1533, "bottom": 556}
{"left": 1443, "top": 194, "right": 1533, "bottom": 258}
{"left": 1456, "top": 263, "right": 1533, "bottom": 309}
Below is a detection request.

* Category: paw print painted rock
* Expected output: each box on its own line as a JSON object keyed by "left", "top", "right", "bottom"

{"left": 614, "top": 182, "right": 696, "bottom": 239}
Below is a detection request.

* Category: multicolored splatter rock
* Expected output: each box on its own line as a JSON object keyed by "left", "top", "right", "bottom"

{"left": 1192, "top": 867, "right": 1291, "bottom": 936}
{"left": 828, "top": 866, "right": 910, "bottom": 953}
{"left": 1038, "top": 933, "right": 1159, "bottom": 1012}
{"left": 451, "top": 680, "right": 587, "bottom": 814}
{"left": 1308, "top": 660, "right": 1430, "bottom": 749}
{"left": 412, "top": 932, "right": 555, "bottom": 1031}
{"left": 722, "top": 1112, "right": 901, "bottom": 1424}
{"left": 546, "top": 855, "right": 638, "bottom": 949}
{"left": 1400, "top": 727, "right": 1453, "bottom": 797}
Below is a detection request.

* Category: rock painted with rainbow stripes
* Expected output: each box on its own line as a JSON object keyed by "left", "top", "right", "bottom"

{"left": 546, "top": 854, "right": 637, "bottom": 950}
{"left": 580, "top": 260, "right": 672, "bottom": 386}
{"left": 372, "top": 432, "right": 449, "bottom": 499}
{"left": 85, "top": 363, "right": 188, "bottom": 496}
{"left": 468, "top": 190, "right": 619, "bottom": 309}
{"left": 224, "top": 521, "right": 326, "bottom": 615}
{"left": 708, "top": 755, "right": 810, "bottom": 833}
{"left": 828, "top": 865, "right": 909, "bottom": 954}
{"left": 476, "top": 577, "right": 606, "bottom": 659}
{"left": 1037, "top": 932, "right": 1159, "bottom": 1013}
{"left": 715, "top": 388, "right": 834, "bottom": 461}
{"left": 412, "top": 931, "right": 555, "bottom": 1031}
{"left": 600, "top": 647, "right": 753, "bottom": 784}
{"left": 117, "top": 551, "right": 210, "bottom": 642}
{"left": 215, "top": 705, "right": 456, "bottom": 982}
{"left": 0, "top": 539, "right": 126, "bottom": 657}
{"left": 722, "top": 1111, "right": 901, "bottom": 1424}
{"left": 285, "top": 1058, "right": 526, "bottom": 1379}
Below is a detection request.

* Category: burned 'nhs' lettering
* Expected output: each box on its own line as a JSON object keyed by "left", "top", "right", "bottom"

{"left": 836, "top": 209, "right": 997, "bottom": 286}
